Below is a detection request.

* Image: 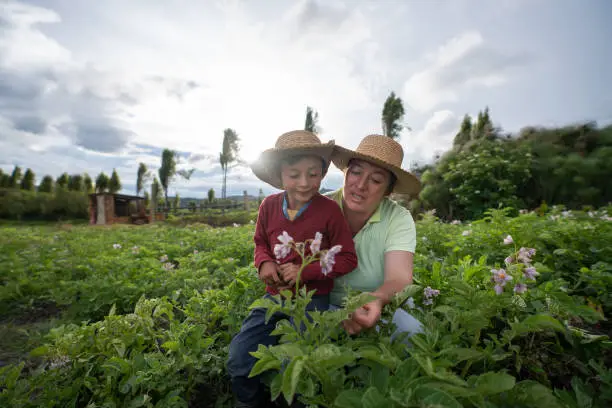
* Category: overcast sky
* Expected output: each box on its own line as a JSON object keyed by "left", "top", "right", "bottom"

{"left": 1, "top": 0, "right": 610, "bottom": 198}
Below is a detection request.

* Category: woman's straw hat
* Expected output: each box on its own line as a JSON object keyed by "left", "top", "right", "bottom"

{"left": 331, "top": 134, "right": 421, "bottom": 196}
{"left": 251, "top": 130, "right": 335, "bottom": 190}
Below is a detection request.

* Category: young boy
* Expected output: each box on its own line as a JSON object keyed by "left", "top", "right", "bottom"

{"left": 226, "top": 130, "right": 357, "bottom": 408}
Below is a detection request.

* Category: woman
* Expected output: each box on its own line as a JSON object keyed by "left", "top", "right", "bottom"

{"left": 326, "top": 134, "right": 423, "bottom": 336}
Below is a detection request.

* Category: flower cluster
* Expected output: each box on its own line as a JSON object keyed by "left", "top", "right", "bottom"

{"left": 423, "top": 286, "right": 440, "bottom": 305}
{"left": 492, "top": 234, "right": 538, "bottom": 296}
{"left": 273, "top": 231, "right": 342, "bottom": 284}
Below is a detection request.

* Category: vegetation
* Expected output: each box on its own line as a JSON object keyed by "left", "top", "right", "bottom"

{"left": 382, "top": 91, "right": 407, "bottom": 139}
{"left": 0, "top": 206, "right": 610, "bottom": 407}
{"left": 219, "top": 129, "right": 241, "bottom": 200}
{"left": 305, "top": 106, "right": 321, "bottom": 134}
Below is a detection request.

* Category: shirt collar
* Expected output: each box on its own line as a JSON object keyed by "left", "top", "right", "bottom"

{"left": 282, "top": 191, "right": 312, "bottom": 220}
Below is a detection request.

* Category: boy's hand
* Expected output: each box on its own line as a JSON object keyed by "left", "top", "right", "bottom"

{"left": 278, "top": 263, "right": 300, "bottom": 286}
{"left": 258, "top": 261, "right": 281, "bottom": 287}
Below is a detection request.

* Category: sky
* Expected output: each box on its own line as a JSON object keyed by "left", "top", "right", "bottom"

{"left": 1, "top": 0, "right": 611, "bottom": 198}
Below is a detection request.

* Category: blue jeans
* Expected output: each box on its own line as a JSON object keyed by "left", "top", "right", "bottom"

{"left": 227, "top": 293, "right": 329, "bottom": 406}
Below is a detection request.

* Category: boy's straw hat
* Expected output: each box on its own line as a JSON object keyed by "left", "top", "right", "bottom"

{"left": 331, "top": 134, "right": 421, "bottom": 196}
{"left": 251, "top": 130, "right": 335, "bottom": 190}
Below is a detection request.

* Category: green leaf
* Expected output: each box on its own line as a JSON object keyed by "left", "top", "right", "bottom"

{"left": 335, "top": 389, "right": 364, "bottom": 408}
{"left": 414, "top": 385, "right": 463, "bottom": 408}
{"left": 508, "top": 380, "right": 565, "bottom": 408}
{"left": 29, "top": 346, "right": 50, "bottom": 357}
{"left": 440, "top": 347, "right": 485, "bottom": 363}
{"left": 310, "top": 344, "right": 356, "bottom": 371}
{"left": 362, "top": 386, "right": 387, "bottom": 408}
{"left": 269, "top": 373, "right": 283, "bottom": 401}
{"left": 249, "top": 354, "right": 281, "bottom": 378}
{"left": 472, "top": 372, "right": 516, "bottom": 396}
{"left": 282, "top": 356, "right": 306, "bottom": 404}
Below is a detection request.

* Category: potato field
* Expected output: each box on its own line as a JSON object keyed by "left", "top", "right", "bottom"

{"left": 1, "top": 206, "right": 611, "bottom": 408}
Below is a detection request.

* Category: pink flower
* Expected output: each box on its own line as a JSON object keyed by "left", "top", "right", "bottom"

{"left": 274, "top": 231, "right": 294, "bottom": 260}
{"left": 310, "top": 232, "right": 323, "bottom": 255}
{"left": 491, "top": 268, "right": 513, "bottom": 295}
{"left": 320, "top": 245, "right": 342, "bottom": 276}
{"left": 517, "top": 247, "right": 536, "bottom": 264}
{"left": 503, "top": 235, "right": 513, "bottom": 245}
{"left": 514, "top": 283, "right": 528, "bottom": 294}
{"left": 523, "top": 266, "right": 539, "bottom": 280}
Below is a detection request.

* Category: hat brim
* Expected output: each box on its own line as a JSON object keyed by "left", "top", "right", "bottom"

{"left": 331, "top": 145, "right": 422, "bottom": 196}
{"left": 251, "top": 142, "right": 335, "bottom": 190}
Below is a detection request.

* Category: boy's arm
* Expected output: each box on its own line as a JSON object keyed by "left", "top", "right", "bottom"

{"left": 300, "top": 202, "right": 357, "bottom": 281}
{"left": 253, "top": 198, "right": 275, "bottom": 270}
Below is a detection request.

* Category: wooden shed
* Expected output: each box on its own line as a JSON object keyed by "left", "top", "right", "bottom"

{"left": 88, "top": 193, "right": 163, "bottom": 225}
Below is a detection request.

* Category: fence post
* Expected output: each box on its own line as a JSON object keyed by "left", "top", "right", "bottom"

{"left": 243, "top": 190, "right": 248, "bottom": 211}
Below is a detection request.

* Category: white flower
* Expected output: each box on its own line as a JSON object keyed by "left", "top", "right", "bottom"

{"left": 310, "top": 232, "right": 323, "bottom": 255}
{"left": 160, "top": 254, "right": 168, "bottom": 262}
{"left": 274, "top": 231, "right": 294, "bottom": 260}
{"left": 320, "top": 245, "right": 342, "bottom": 276}
{"left": 503, "top": 235, "right": 513, "bottom": 245}
{"left": 113, "top": 243, "right": 121, "bottom": 249}
{"left": 406, "top": 297, "right": 415, "bottom": 309}
{"left": 462, "top": 230, "right": 471, "bottom": 236}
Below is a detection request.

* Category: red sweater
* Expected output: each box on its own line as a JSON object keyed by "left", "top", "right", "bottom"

{"left": 254, "top": 192, "right": 358, "bottom": 296}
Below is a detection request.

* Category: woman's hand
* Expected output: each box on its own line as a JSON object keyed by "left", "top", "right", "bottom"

{"left": 278, "top": 263, "right": 300, "bottom": 286}
{"left": 343, "top": 297, "right": 384, "bottom": 335}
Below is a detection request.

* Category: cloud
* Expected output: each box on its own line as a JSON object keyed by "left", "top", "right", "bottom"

{"left": 403, "top": 110, "right": 461, "bottom": 165}
{"left": 402, "top": 31, "right": 531, "bottom": 113}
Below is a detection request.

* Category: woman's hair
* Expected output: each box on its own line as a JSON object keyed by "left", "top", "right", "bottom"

{"left": 386, "top": 173, "right": 397, "bottom": 195}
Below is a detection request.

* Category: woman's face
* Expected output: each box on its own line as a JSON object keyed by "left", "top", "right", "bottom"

{"left": 343, "top": 159, "right": 391, "bottom": 216}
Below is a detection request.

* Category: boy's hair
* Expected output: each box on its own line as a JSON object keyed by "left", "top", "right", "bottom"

{"left": 278, "top": 154, "right": 329, "bottom": 175}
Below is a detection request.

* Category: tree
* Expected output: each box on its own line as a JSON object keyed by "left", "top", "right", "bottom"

{"left": 56, "top": 173, "right": 69, "bottom": 190}
{"left": 0, "top": 169, "right": 8, "bottom": 187}
{"left": 304, "top": 106, "right": 320, "bottom": 134}
{"left": 9, "top": 166, "right": 22, "bottom": 188}
{"left": 95, "top": 172, "right": 109, "bottom": 193}
{"left": 108, "top": 169, "right": 122, "bottom": 193}
{"left": 83, "top": 173, "right": 93, "bottom": 193}
{"left": 38, "top": 175, "right": 54, "bottom": 193}
{"left": 382, "top": 91, "right": 406, "bottom": 139}
{"left": 144, "top": 191, "right": 150, "bottom": 208}
{"left": 207, "top": 188, "right": 215, "bottom": 203}
{"left": 258, "top": 188, "right": 265, "bottom": 205}
{"left": 173, "top": 194, "right": 180, "bottom": 213}
{"left": 219, "top": 128, "right": 240, "bottom": 199}
{"left": 136, "top": 162, "right": 149, "bottom": 196}
{"left": 151, "top": 177, "right": 162, "bottom": 210}
{"left": 158, "top": 149, "right": 194, "bottom": 210}
{"left": 20, "top": 168, "right": 35, "bottom": 190}
{"left": 453, "top": 114, "right": 473, "bottom": 148}
{"left": 68, "top": 174, "right": 83, "bottom": 191}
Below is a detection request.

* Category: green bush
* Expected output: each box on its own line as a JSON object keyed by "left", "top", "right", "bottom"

{"left": 0, "top": 189, "right": 88, "bottom": 221}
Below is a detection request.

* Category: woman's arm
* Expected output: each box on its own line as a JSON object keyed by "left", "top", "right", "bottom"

{"left": 371, "top": 250, "right": 414, "bottom": 304}
{"left": 344, "top": 251, "right": 414, "bottom": 334}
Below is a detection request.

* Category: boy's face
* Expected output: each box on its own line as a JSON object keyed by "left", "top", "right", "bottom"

{"left": 280, "top": 155, "right": 324, "bottom": 207}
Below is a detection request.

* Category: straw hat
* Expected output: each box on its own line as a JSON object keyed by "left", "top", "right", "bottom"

{"left": 250, "top": 130, "right": 335, "bottom": 190}
{"left": 331, "top": 134, "right": 421, "bottom": 196}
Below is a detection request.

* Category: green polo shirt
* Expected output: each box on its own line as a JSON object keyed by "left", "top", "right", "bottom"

{"left": 326, "top": 188, "right": 417, "bottom": 306}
